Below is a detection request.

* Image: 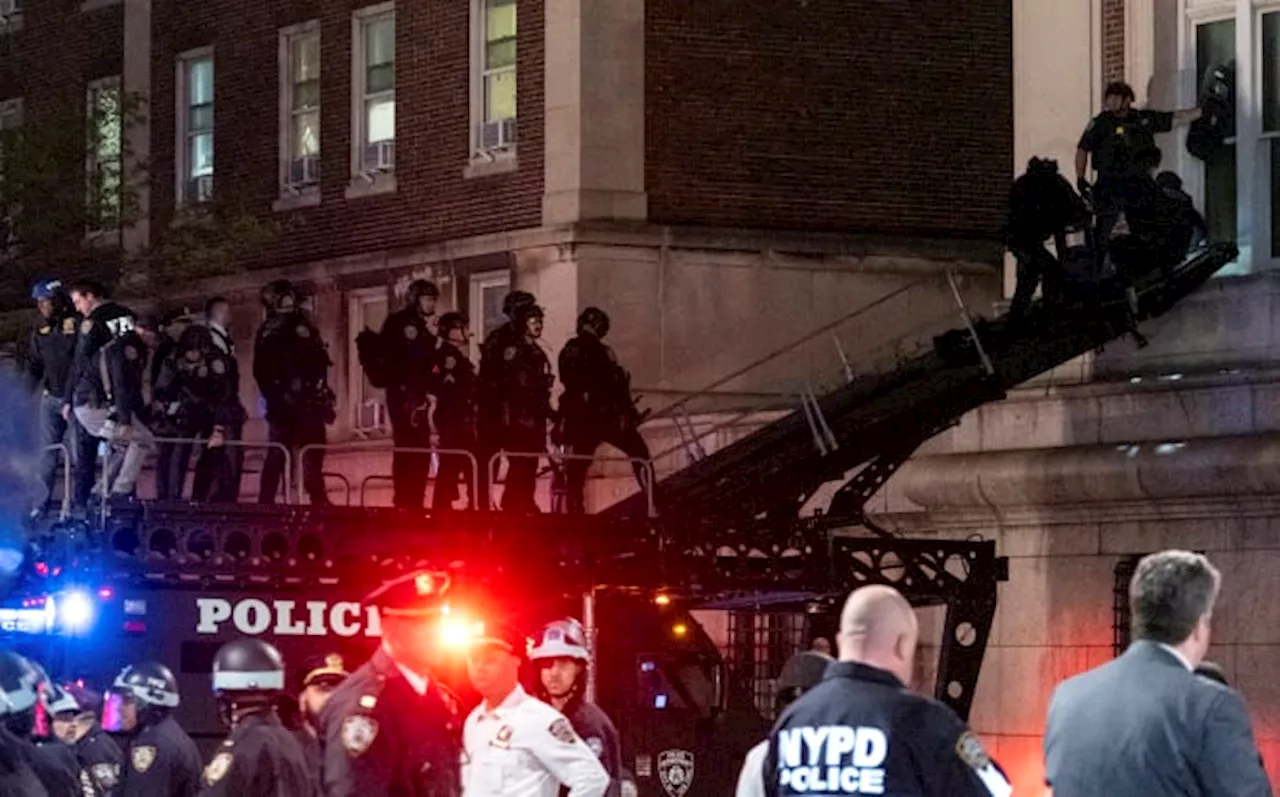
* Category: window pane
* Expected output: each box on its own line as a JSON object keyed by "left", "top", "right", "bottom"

{"left": 485, "top": 71, "right": 516, "bottom": 122}
{"left": 366, "top": 97, "right": 394, "bottom": 143}
{"left": 486, "top": 0, "right": 516, "bottom": 43}
{"left": 189, "top": 103, "right": 213, "bottom": 132}
{"left": 367, "top": 62, "right": 394, "bottom": 94}
{"left": 1204, "top": 141, "right": 1236, "bottom": 243}
{"left": 189, "top": 131, "right": 214, "bottom": 177}
{"left": 294, "top": 78, "right": 320, "bottom": 110}
{"left": 1196, "top": 20, "right": 1235, "bottom": 139}
{"left": 485, "top": 39, "right": 516, "bottom": 71}
{"left": 365, "top": 17, "right": 394, "bottom": 67}
{"left": 187, "top": 58, "right": 214, "bottom": 107}
{"left": 292, "top": 110, "right": 320, "bottom": 156}
{"left": 1271, "top": 139, "right": 1280, "bottom": 257}
{"left": 1265, "top": 14, "right": 1280, "bottom": 132}
{"left": 293, "top": 33, "right": 320, "bottom": 84}
{"left": 481, "top": 283, "right": 507, "bottom": 340}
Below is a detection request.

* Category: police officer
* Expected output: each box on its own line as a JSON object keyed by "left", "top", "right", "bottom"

{"left": 111, "top": 661, "right": 202, "bottom": 797}
{"left": 198, "top": 639, "right": 313, "bottom": 797}
{"left": 165, "top": 324, "right": 245, "bottom": 504}
{"left": 293, "top": 654, "right": 348, "bottom": 773}
{"left": 381, "top": 280, "right": 440, "bottom": 510}
{"left": 48, "top": 682, "right": 121, "bottom": 797}
{"left": 200, "top": 296, "right": 246, "bottom": 502}
{"left": 254, "top": 280, "right": 334, "bottom": 506}
{"left": 0, "top": 652, "right": 53, "bottom": 796}
{"left": 1003, "top": 158, "right": 1089, "bottom": 321}
{"left": 317, "top": 570, "right": 462, "bottom": 797}
{"left": 735, "top": 651, "right": 832, "bottom": 797}
{"left": 491, "top": 303, "right": 553, "bottom": 513}
{"left": 153, "top": 324, "right": 217, "bottom": 501}
{"left": 0, "top": 652, "right": 79, "bottom": 797}
{"left": 477, "top": 291, "right": 538, "bottom": 509}
{"left": 69, "top": 295, "right": 154, "bottom": 501}
{"left": 763, "top": 586, "right": 1011, "bottom": 797}
{"left": 528, "top": 619, "right": 622, "bottom": 796}
{"left": 463, "top": 622, "right": 609, "bottom": 797}
{"left": 25, "top": 279, "right": 84, "bottom": 520}
{"left": 556, "top": 308, "right": 651, "bottom": 514}
{"left": 429, "top": 312, "right": 478, "bottom": 510}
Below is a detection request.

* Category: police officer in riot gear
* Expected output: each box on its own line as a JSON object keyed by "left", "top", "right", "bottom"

{"left": 153, "top": 324, "right": 217, "bottom": 500}
{"left": 0, "top": 652, "right": 79, "bottom": 797}
{"left": 111, "top": 661, "right": 202, "bottom": 797}
{"left": 254, "top": 279, "right": 335, "bottom": 506}
{"left": 735, "top": 651, "right": 832, "bottom": 797}
{"left": 1004, "top": 158, "right": 1090, "bottom": 321}
{"left": 529, "top": 619, "right": 623, "bottom": 796}
{"left": 317, "top": 570, "right": 462, "bottom": 797}
{"left": 190, "top": 322, "right": 247, "bottom": 503}
{"left": 477, "top": 290, "right": 537, "bottom": 509}
{"left": 429, "top": 312, "right": 478, "bottom": 510}
{"left": 556, "top": 308, "right": 651, "bottom": 514}
{"left": 293, "top": 654, "right": 348, "bottom": 773}
{"left": 48, "top": 682, "right": 122, "bottom": 797}
{"left": 381, "top": 279, "right": 440, "bottom": 510}
{"left": 199, "top": 639, "right": 313, "bottom": 797}
{"left": 491, "top": 303, "right": 553, "bottom": 513}
{"left": 201, "top": 297, "right": 246, "bottom": 502}
{"left": 26, "top": 279, "right": 87, "bottom": 519}
{"left": 764, "top": 586, "right": 1010, "bottom": 797}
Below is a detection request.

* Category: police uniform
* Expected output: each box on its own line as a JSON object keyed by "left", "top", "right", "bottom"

{"left": 1078, "top": 108, "right": 1175, "bottom": 254}
{"left": 561, "top": 702, "right": 621, "bottom": 797}
{"left": 73, "top": 723, "right": 123, "bottom": 797}
{"left": 317, "top": 571, "right": 462, "bottom": 797}
{"left": 430, "top": 337, "right": 478, "bottom": 509}
{"left": 65, "top": 301, "right": 134, "bottom": 505}
{"left": 380, "top": 300, "right": 438, "bottom": 510}
{"left": 0, "top": 726, "right": 46, "bottom": 796}
{"left": 253, "top": 306, "right": 334, "bottom": 505}
{"left": 190, "top": 345, "right": 247, "bottom": 503}
{"left": 118, "top": 714, "right": 202, "bottom": 797}
{"left": 763, "top": 662, "right": 1010, "bottom": 797}
{"left": 27, "top": 740, "right": 81, "bottom": 797}
{"left": 294, "top": 654, "right": 349, "bottom": 775}
{"left": 477, "top": 320, "right": 523, "bottom": 510}
{"left": 490, "top": 307, "right": 552, "bottom": 514}
{"left": 199, "top": 712, "right": 313, "bottom": 797}
{"left": 26, "top": 290, "right": 85, "bottom": 514}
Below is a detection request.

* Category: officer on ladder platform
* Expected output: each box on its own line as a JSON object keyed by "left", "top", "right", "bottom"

{"left": 478, "top": 290, "right": 538, "bottom": 508}
{"left": 462, "top": 622, "right": 610, "bottom": 797}
{"left": 0, "top": 653, "right": 79, "bottom": 797}
{"left": 198, "top": 639, "right": 313, "bottom": 797}
{"left": 293, "top": 653, "right": 348, "bottom": 772}
{"left": 556, "top": 308, "right": 651, "bottom": 514}
{"left": 528, "top": 619, "right": 623, "bottom": 796}
{"left": 25, "top": 279, "right": 86, "bottom": 520}
{"left": 491, "top": 303, "right": 553, "bottom": 513}
{"left": 429, "top": 312, "right": 478, "bottom": 510}
{"left": 764, "top": 585, "right": 1012, "bottom": 797}
{"left": 48, "top": 681, "right": 123, "bottom": 797}
{"left": 380, "top": 280, "right": 440, "bottom": 510}
{"left": 317, "top": 570, "right": 462, "bottom": 797}
{"left": 201, "top": 296, "right": 247, "bottom": 502}
{"left": 254, "top": 280, "right": 335, "bottom": 506}
{"left": 109, "top": 660, "right": 202, "bottom": 797}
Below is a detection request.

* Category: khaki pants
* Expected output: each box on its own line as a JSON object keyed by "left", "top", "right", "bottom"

{"left": 74, "top": 407, "right": 154, "bottom": 495}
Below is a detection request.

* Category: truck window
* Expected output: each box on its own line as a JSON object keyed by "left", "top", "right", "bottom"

{"left": 637, "top": 654, "right": 724, "bottom": 719}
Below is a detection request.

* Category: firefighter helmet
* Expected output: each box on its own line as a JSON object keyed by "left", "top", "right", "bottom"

{"left": 112, "top": 662, "right": 180, "bottom": 708}
{"left": 576, "top": 307, "right": 610, "bottom": 339}
{"left": 529, "top": 618, "right": 590, "bottom": 662}
{"left": 0, "top": 652, "right": 40, "bottom": 716}
{"left": 503, "top": 290, "right": 536, "bottom": 319}
{"left": 212, "top": 639, "right": 286, "bottom": 694}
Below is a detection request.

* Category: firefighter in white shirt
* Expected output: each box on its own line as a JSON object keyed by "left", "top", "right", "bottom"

{"left": 462, "top": 622, "right": 609, "bottom": 797}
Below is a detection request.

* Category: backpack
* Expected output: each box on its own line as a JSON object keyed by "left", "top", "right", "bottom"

{"left": 355, "top": 327, "right": 390, "bottom": 389}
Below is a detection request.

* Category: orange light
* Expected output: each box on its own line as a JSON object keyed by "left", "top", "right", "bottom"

{"left": 653, "top": 594, "right": 671, "bottom": 607}
{"left": 672, "top": 623, "right": 688, "bottom": 637}
{"left": 439, "top": 615, "right": 484, "bottom": 649}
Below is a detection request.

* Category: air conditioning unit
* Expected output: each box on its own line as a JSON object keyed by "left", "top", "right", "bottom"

{"left": 364, "top": 140, "right": 394, "bottom": 172}
{"left": 479, "top": 117, "right": 517, "bottom": 152}
{"left": 289, "top": 154, "right": 320, "bottom": 187}
{"left": 188, "top": 174, "right": 214, "bottom": 203}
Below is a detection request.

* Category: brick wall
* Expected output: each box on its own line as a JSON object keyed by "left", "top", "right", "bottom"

{"left": 644, "top": 0, "right": 1013, "bottom": 241}
{"left": 1102, "top": 0, "right": 1126, "bottom": 84}
{"left": 146, "top": 0, "right": 545, "bottom": 270}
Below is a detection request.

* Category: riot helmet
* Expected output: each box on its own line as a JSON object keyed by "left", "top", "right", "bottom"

{"left": 212, "top": 638, "right": 286, "bottom": 695}
{"left": 503, "top": 290, "right": 537, "bottom": 319}
{"left": 0, "top": 651, "right": 40, "bottom": 717}
{"left": 437, "top": 311, "right": 470, "bottom": 345}
{"left": 514, "top": 303, "right": 544, "bottom": 338}
{"left": 112, "top": 661, "right": 180, "bottom": 709}
{"left": 261, "top": 279, "right": 297, "bottom": 311}
{"left": 576, "top": 307, "right": 610, "bottom": 339}
{"left": 407, "top": 279, "right": 439, "bottom": 308}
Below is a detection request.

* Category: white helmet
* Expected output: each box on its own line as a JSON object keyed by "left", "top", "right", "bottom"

{"left": 528, "top": 618, "right": 590, "bottom": 662}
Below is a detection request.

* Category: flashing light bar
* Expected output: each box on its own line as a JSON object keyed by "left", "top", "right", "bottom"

{"left": 0, "top": 587, "right": 108, "bottom": 636}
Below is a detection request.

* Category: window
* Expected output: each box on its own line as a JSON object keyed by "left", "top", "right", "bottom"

{"left": 0, "top": 98, "right": 22, "bottom": 246}
{"left": 86, "top": 77, "right": 122, "bottom": 232}
{"left": 280, "top": 23, "right": 320, "bottom": 200}
{"left": 1195, "top": 19, "right": 1235, "bottom": 245}
{"left": 351, "top": 4, "right": 395, "bottom": 183}
{"left": 176, "top": 50, "right": 214, "bottom": 204}
{"left": 0, "top": 0, "right": 21, "bottom": 33}
{"left": 1265, "top": 12, "right": 1280, "bottom": 258}
{"left": 468, "top": 270, "right": 509, "bottom": 361}
{"left": 348, "top": 288, "right": 390, "bottom": 434}
{"left": 472, "top": 0, "right": 516, "bottom": 156}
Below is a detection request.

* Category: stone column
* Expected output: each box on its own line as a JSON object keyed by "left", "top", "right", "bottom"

{"left": 122, "top": 0, "right": 151, "bottom": 255}
{"left": 1236, "top": 0, "right": 1257, "bottom": 272}
{"left": 542, "top": 0, "right": 647, "bottom": 224}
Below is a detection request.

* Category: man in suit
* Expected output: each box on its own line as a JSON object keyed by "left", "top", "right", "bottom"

{"left": 1044, "top": 550, "right": 1271, "bottom": 796}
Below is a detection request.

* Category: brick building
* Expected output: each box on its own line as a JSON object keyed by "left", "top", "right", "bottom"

{"left": 0, "top": 0, "right": 1010, "bottom": 501}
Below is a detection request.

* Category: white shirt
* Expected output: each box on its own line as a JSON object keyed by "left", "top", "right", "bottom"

{"left": 208, "top": 321, "right": 234, "bottom": 355}
{"left": 1158, "top": 643, "right": 1194, "bottom": 671}
{"left": 733, "top": 741, "right": 767, "bottom": 797}
{"left": 463, "top": 685, "right": 609, "bottom": 797}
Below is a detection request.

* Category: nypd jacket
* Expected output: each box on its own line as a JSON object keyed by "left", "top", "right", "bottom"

{"left": 763, "top": 662, "right": 1010, "bottom": 797}
{"left": 25, "top": 312, "right": 79, "bottom": 397}
{"left": 67, "top": 302, "right": 135, "bottom": 408}
{"left": 116, "top": 714, "right": 202, "bottom": 797}
{"left": 197, "top": 710, "right": 314, "bottom": 797}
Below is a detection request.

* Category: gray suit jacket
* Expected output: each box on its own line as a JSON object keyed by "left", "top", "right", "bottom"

{"left": 1044, "top": 640, "right": 1271, "bottom": 796}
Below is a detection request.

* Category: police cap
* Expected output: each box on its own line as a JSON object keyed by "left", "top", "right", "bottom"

{"left": 364, "top": 569, "right": 452, "bottom": 619}
{"left": 300, "top": 653, "right": 349, "bottom": 690}
{"left": 470, "top": 621, "right": 530, "bottom": 658}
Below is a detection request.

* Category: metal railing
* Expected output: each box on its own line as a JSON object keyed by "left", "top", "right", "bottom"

{"left": 41, "top": 443, "right": 71, "bottom": 519}
{"left": 487, "top": 451, "right": 656, "bottom": 518}
{"left": 320, "top": 472, "right": 353, "bottom": 506}
{"left": 297, "top": 442, "right": 480, "bottom": 508}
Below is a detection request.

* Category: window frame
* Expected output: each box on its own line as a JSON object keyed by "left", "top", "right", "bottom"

{"left": 0, "top": 97, "right": 22, "bottom": 249}
{"left": 468, "top": 0, "right": 517, "bottom": 166}
{"left": 85, "top": 75, "right": 123, "bottom": 237}
{"left": 277, "top": 21, "right": 322, "bottom": 209}
{"left": 175, "top": 47, "right": 215, "bottom": 206}
{"left": 348, "top": 286, "right": 391, "bottom": 436}
{"left": 348, "top": 3, "right": 396, "bottom": 197}
{"left": 468, "top": 269, "right": 510, "bottom": 362}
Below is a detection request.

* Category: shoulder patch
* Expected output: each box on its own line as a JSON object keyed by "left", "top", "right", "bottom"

{"left": 503, "top": 346, "right": 517, "bottom": 361}
{"left": 61, "top": 317, "right": 75, "bottom": 334}
{"left": 296, "top": 324, "right": 310, "bottom": 338}
{"left": 80, "top": 319, "right": 93, "bottom": 335}
{"left": 404, "top": 324, "right": 419, "bottom": 340}
{"left": 211, "top": 358, "right": 226, "bottom": 375}
{"left": 586, "top": 736, "right": 604, "bottom": 757}
{"left": 955, "top": 731, "right": 991, "bottom": 770}
{"left": 359, "top": 694, "right": 377, "bottom": 710}
{"left": 203, "top": 751, "right": 234, "bottom": 786}
{"left": 549, "top": 717, "right": 577, "bottom": 744}
{"left": 90, "top": 762, "right": 118, "bottom": 789}
{"left": 37, "top": 325, "right": 50, "bottom": 335}
{"left": 444, "top": 355, "right": 456, "bottom": 370}
{"left": 342, "top": 715, "right": 379, "bottom": 757}
{"left": 131, "top": 745, "right": 156, "bottom": 773}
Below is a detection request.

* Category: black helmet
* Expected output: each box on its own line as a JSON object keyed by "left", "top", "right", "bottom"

{"left": 112, "top": 662, "right": 180, "bottom": 709}
{"left": 178, "top": 323, "right": 214, "bottom": 354}
{"left": 407, "top": 280, "right": 439, "bottom": 303}
{"left": 437, "top": 311, "right": 468, "bottom": 337}
{"left": 0, "top": 652, "right": 40, "bottom": 717}
{"left": 261, "top": 279, "right": 296, "bottom": 310}
{"left": 212, "top": 639, "right": 286, "bottom": 694}
{"left": 503, "top": 291, "right": 536, "bottom": 319}
{"left": 577, "top": 307, "right": 610, "bottom": 339}
{"left": 514, "top": 303, "right": 544, "bottom": 324}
